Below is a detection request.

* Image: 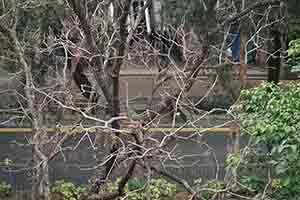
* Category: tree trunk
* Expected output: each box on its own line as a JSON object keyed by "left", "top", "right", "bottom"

{"left": 267, "top": 0, "right": 283, "bottom": 83}
{"left": 239, "top": 0, "right": 248, "bottom": 89}
{"left": 102, "top": 76, "right": 121, "bottom": 179}
{"left": 32, "top": 129, "right": 50, "bottom": 200}
{"left": 268, "top": 29, "right": 281, "bottom": 84}
{"left": 10, "top": 27, "right": 50, "bottom": 200}
{"left": 279, "top": 0, "right": 288, "bottom": 79}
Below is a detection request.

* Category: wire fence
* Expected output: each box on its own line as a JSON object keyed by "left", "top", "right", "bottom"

{"left": 0, "top": 132, "right": 247, "bottom": 191}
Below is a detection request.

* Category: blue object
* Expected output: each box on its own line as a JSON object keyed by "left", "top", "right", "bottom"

{"left": 230, "top": 32, "right": 240, "bottom": 62}
{"left": 0, "top": 121, "right": 17, "bottom": 128}
{"left": 226, "top": 32, "right": 255, "bottom": 64}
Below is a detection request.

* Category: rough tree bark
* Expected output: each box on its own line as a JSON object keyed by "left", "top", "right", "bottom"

{"left": 68, "top": 1, "right": 136, "bottom": 197}
{"left": 267, "top": 1, "right": 283, "bottom": 84}
{"left": 0, "top": 23, "right": 51, "bottom": 200}
{"left": 279, "top": 0, "right": 288, "bottom": 79}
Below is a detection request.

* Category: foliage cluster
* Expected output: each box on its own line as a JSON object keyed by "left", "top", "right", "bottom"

{"left": 51, "top": 180, "right": 87, "bottom": 200}
{"left": 0, "top": 181, "right": 12, "bottom": 197}
{"left": 226, "top": 82, "right": 300, "bottom": 200}
{"left": 104, "top": 178, "right": 176, "bottom": 200}
{"left": 193, "top": 179, "right": 226, "bottom": 200}
{"left": 288, "top": 0, "right": 300, "bottom": 41}
{"left": 161, "top": 0, "right": 216, "bottom": 28}
{"left": 51, "top": 178, "right": 176, "bottom": 200}
{"left": 16, "top": 0, "right": 64, "bottom": 40}
{"left": 288, "top": 39, "right": 300, "bottom": 73}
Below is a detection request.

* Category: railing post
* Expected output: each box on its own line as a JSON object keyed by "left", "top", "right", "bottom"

{"left": 227, "top": 121, "right": 240, "bottom": 154}
{"left": 225, "top": 121, "right": 240, "bottom": 186}
{"left": 233, "top": 128, "right": 240, "bottom": 154}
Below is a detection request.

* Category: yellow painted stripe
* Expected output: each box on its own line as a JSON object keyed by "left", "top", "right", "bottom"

{"left": 0, "top": 127, "right": 96, "bottom": 133}
{"left": 0, "top": 127, "right": 232, "bottom": 134}
{"left": 0, "top": 128, "right": 34, "bottom": 133}
{"left": 145, "top": 127, "right": 232, "bottom": 133}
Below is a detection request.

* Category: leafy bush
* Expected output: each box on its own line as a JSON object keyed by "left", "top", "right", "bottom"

{"left": 127, "top": 178, "right": 145, "bottom": 191}
{"left": 195, "top": 180, "right": 226, "bottom": 200}
{"left": 147, "top": 178, "right": 176, "bottom": 200}
{"left": 288, "top": 0, "right": 300, "bottom": 41}
{"left": 227, "top": 82, "right": 300, "bottom": 200}
{"left": 193, "top": 178, "right": 226, "bottom": 199}
{"left": 104, "top": 178, "right": 176, "bottom": 200}
{"left": 51, "top": 180, "right": 87, "bottom": 200}
{"left": 288, "top": 39, "right": 300, "bottom": 72}
{"left": 162, "top": 0, "right": 216, "bottom": 26}
{"left": 0, "top": 181, "right": 12, "bottom": 197}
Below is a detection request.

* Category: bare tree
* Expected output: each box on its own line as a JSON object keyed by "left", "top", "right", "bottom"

{"left": 0, "top": 0, "right": 287, "bottom": 200}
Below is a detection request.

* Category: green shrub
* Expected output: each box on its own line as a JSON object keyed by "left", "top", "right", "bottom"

{"left": 127, "top": 178, "right": 145, "bottom": 191}
{"left": 288, "top": 39, "right": 300, "bottom": 73}
{"left": 227, "top": 82, "right": 300, "bottom": 200}
{"left": 193, "top": 179, "right": 225, "bottom": 200}
{"left": 0, "top": 181, "right": 12, "bottom": 197}
{"left": 104, "top": 178, "right": 176, "bottom": 200}
{"left": 51, "top": 180, "right": 87, "bottom": 200}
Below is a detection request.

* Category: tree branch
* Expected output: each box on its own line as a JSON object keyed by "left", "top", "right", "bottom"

{"left": 223, "top": 0, "right": 281, "bottom": 26}
{"left": 67, "top": 0, "right": 95, "bottom": 50}
{"left": 209, "top": 0, "right": 281, "bottom": 36}
{"left": 150, "top": 165, "right": 195, "bottom": 196}
{"left": 113, "top": 0, "right": 132, "bottom": 75}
